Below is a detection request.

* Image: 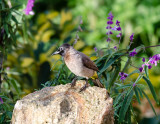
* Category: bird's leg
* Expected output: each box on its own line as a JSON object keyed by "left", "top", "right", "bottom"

{"left": 79, "top": 79, "right": 89, "bottom": 92}
{"left": 71, "top": 77, "right": 77, "bottom": 87}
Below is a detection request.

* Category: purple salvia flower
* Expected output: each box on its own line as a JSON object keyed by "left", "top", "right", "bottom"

{"left": 107, "top": 20, "right": 113, "bottom": 25}
{"left": 108, "top": 12, "right": 114, "bottom": 19}
{"left": 111, "top": 26, "right": 118, "bottom": 31}
{"left": 142, "top": 63, "right": 149, "bottom": 68}
{"left": 133, "top": 83, "right": 136, "bottom": 87}
{"left": 106, "top": 26, "right": 112, "bottom": 29}
{"left": 106, "top": 31, "right": 113, "bottom": 35}
{"left": 106, "top": 38, "right": 111, "bottom": 42}
{"left": 0, "top": 97, "right": 3, "bottom": 104}
{"left": 116, "top": 20, "right": 120, "bottom": 26}
{"left": 119, "top": 72, "right": 128, "bottom": 81}
{"left": 94, "top": 47, "right": 97, "bottom": 52}
{"left": 119, "top": 72, "right": 124, "bottom": 76}
{"left": 149, "top": 58, "right": 157, "bottom": 66}
{"left": 153, "top": 54, "right": 160, "bottom": 61}
{"left": 139, "top": 67, "right": 143, "bottom": 72}
{"left": 124, "top": 73, "right": 128, "bottom": 78}
{"left": 148, "top": 64, "right": 152, "bottom": 69}
{"left": 142, "top": 58, "right": 145, "bottom": 62}
{"left": 116, "top": 33, "right": 122, "bottom": 37}
{"left": 24, "top": 0, "right": 35, "bottom": 15}
{"left": 114, "top": 46, "right": 117, "bottom": 50}
{"left": 130, "top": 33, "right": 134, "bottom": 41}
{"left": 129, "top": 48, "right": 137, "bottom": 57}
{"left": 117, "top": 26, "right": 121, "bottom": 31}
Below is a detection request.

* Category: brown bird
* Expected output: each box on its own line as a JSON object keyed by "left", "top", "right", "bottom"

{"left": 52, "top": 43, "right": 104, "bottom": 91}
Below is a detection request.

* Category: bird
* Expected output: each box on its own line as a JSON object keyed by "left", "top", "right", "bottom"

{"left": 52, "top": 43, "right": 104, "bottom": 91}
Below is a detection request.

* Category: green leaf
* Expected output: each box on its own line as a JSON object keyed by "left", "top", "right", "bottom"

{"left": 95, "top": 54, "right": 108, "bottom": 64}
{"left": 144, "top": 65, "right": 149, "bottom": 78}
{"left": 0, "top": 113, "right": 5, "bottom": 123}
{"left": 143, "top": 76, "right": 159, "bottom": 104}
{"left": 134, "top": 87, "right": 141, "bottom": 104}
{"left": 100, "top": 55, "right": 121, "bottom": 73}
{"left": 114, "top": 101, "right": 123, "bottom": 112}
{"left": 12, "top": 15, "right": 19, "bottom": 24}
{"left": 109, "top": 65, "right": 120, "bottom": 90}
{"left": 126, "top": 106, "right": 131, "bottom": 124}
{"left": 6, "top": 111, "right": 12, "bottom": 119}
{"left": 10, "top": 4, "right": 22, "bottom": 10}
{"left": 116, "top": 84, "right": 131, "bottom": 90}
{"left": 142, "top": 90, "right": 157, "bottom": 116}
{"left": 7, "top": 78, "right": 20, "bottom": 96}
{"left": 119, "top": 89, "right": 134, "bottom": 122}
{"left": 122, "top": 57, "right": 131, "bottom": 72}
{"left": 113, "top": 93, "right": 124, "bottom": 107}
{"left": 137, "top": 87, "right": 143, "bottom": 98}
{"left": 4, "top": 24, "right": 9, "bottom": 35}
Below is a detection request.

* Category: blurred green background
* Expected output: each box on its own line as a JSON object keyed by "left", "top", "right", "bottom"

{"left": 3, "top": 0, "right": 160, "bottom": 123}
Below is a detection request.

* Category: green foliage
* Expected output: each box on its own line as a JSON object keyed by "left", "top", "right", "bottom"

{"left": 0, "top": 0, "right": 160, "bottom": 124}
{"left": 0, "top": 0, "right": 25, "bottom": 123}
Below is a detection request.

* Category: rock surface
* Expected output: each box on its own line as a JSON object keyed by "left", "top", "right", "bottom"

{"left": 11, "top": 80, "right": 114, "bottom": 124}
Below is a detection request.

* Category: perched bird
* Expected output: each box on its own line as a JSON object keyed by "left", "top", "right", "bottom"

{"left": 52, "top": 43, "right": 104, "bottom": 91}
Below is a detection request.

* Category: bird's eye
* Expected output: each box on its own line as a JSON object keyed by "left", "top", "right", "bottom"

{"left": 60, "top": 47, "right": 63, "bottom": 51}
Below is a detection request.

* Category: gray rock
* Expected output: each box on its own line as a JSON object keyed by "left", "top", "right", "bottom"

{"left": 11, "top": 80, "right": 114, "bottom": 124}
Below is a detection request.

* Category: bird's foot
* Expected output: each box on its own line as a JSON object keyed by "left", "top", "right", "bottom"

{"left": 79, "top": 80, "right": 89, "bottom": 92}
{"left": 70, "top": 77, "right": 77, "bottom": 87}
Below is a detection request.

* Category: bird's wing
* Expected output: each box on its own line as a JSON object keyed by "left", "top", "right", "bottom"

{"left": 79, "top": 52, "right": 99, "bottom": 72}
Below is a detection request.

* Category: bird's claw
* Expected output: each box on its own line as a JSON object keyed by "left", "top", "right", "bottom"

{"left": 79, "top": 80, "right": 89, "bottom": 92}
{"left": 70, "top": 77, "right": 77, "bottom": 87}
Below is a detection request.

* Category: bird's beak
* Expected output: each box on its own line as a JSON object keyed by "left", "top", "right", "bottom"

{"left": 52, "top": 51, "right": 59, "bottom": 56}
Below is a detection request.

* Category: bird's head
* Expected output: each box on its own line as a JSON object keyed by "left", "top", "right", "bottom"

{"left": 52, "top": 43, "right": 71, "bottom": 57}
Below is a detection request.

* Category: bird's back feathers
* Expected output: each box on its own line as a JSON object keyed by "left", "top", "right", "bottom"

{"left": 79, "top": 52, "right": 99, "bottom": 72}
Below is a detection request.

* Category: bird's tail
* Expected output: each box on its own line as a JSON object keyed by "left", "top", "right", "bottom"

{"left": 91, "top": 72, "right": 104, "bottom": 88}
{"left": 92, "top": 78, "right": 104, "bottom": 88}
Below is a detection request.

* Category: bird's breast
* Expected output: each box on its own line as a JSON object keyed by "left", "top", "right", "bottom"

{"left": 64, "top": 53, "right": 94, "bottom": 78}
{"left": 64, "top": 54, "right": 82, "bottom": 75}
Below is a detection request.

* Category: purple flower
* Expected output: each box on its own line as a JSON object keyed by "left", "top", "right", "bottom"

{"left": 117, "top": 26, "right": 121, "bottom": 31}
{"left": 114, "top": 46, "right": 117, "bottom": 50}
{"left": 24, "top": 0, "right": 35, "bottom": 15}
{"left": 106, "top": 31, "right": 113, "bottom": 35}
{"left": 130, "top": 33, "right": 134, "bottom": 41}
{"left": 107, "top": 12, "right": 114, "bottom": 25}
{"left": 139, "top": 54, "right": 160, "bottom": 72}
{"left": 111, "top": 26, "right": 118, "bottom": 31}
{"left": 106, "top": 26, "right": 112, "bottom": 29}
{"left": 119, "top": 72, "right": 128, "bottom": 81}
{"left": 148, "top": 64, "right": 152, "bottom": 69}
{"left": 119, "top": 72, "right": 124, "bottom": 76}
{"left": 142, "top": 58, "right": 145, "bottom": 62}
{"left": 149, "top": 58, "right": 156, "bottom": 65}
{"left": 129, "top": 48, "right": 137, "bottom": 57}
{"left": 116, "top": 33, "right": 122, "bottom": 37}
{"left": 139, "top": 67, "right": 143, "bottom": 72}
{"left": 116, "top": 20, "right": 120, "bottom": 26}
{"left": 0, "top": 97, "right": 3, "bottom": 104}
{"left": 133, "top": 83, "right": 136, "bottom": 87}
{"left": 153, "top": 54, "right": 160, "bottom": 61}
{"left": 124, "top": 73, "right": 128, "bottom": 78}
{"left": 94, "top": 47, "right": 97, "bottom": 52}
{"left": 108, "top": 12, "right": 114, "bottom": 20}
{"left": 106, "top": 38, "right": 111, "bottom": 42}
{"left": 107, "top": 20, "right": 113, "bottom": 25}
